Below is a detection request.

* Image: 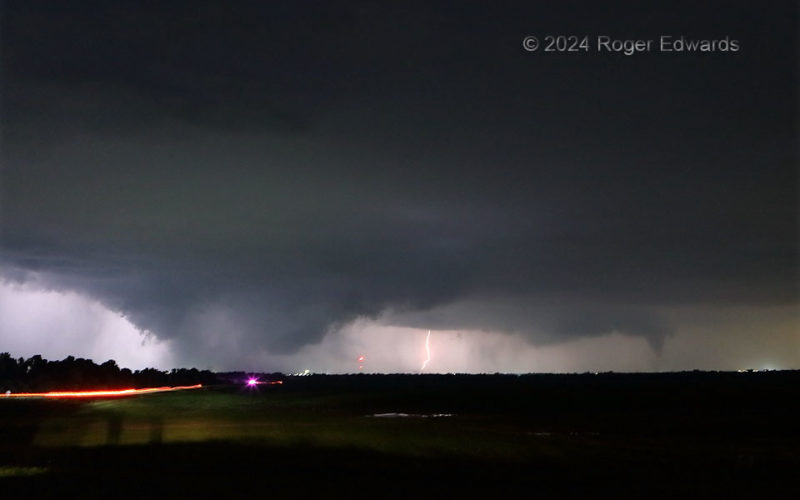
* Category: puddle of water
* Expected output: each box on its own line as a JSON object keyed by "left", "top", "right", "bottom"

{"left": 368, "top": 412, "right": 455, "bottom": 418}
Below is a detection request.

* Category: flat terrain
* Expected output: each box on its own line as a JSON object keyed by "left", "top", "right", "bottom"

{"left": 1, "top": 372, "right": 798, "bottom": 498}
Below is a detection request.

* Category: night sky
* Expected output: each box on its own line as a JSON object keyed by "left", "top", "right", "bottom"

{"left": 1, "top": 1, "right": 797, "bottom": 372}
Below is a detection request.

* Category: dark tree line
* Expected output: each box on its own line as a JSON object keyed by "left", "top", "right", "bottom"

{"left": 0, "top": 353, "right": 219, "bottom": 392}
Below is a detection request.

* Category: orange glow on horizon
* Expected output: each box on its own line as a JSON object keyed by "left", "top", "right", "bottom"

{"left": 2, "top": 384, "right": 203, "bottom": 399}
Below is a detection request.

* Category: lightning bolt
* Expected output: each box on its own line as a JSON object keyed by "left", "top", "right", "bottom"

{"left": 420, "top": 329, "right": 431, "bottom": 373}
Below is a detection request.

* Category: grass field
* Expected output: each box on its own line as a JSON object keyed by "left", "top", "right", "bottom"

{"left": 1, "top": 373, "right": 798, "bottom": 498}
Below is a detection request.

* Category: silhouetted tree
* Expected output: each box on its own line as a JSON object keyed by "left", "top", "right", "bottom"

{"left": 0, "top": 352, "right": 220, "bottom": 391}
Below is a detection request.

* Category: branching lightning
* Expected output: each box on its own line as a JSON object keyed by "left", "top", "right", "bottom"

{"left": 420, "top": 329, "right": 431, "bottom": 373}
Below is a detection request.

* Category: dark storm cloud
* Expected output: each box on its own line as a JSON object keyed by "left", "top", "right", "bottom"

{"left": 1, "top": 1, "right": 796, "bottom": 363}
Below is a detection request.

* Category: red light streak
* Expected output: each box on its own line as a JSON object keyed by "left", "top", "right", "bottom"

{"left": 1, "top": 384, "right": 203, "bottom": 399}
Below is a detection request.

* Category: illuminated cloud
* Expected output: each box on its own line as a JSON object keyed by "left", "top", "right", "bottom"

{"left": 0, "top": 279, "right": 174, "bottom": 369}
{"left": 229, "top": 311, "right": 798, "bottom": 374}
{"left": 146, "top": 315, "right": 653, "bottom": 374}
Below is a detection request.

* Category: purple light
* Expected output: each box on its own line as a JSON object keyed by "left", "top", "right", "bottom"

{"left": 247, "top": 378, "right": 258, "bottom": 386}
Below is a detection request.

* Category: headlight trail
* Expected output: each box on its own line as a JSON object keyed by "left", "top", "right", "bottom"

{"left": 420, "top": 329, "right": 431, "bottom": 373}
{"left": 1, "top": 384, "right": 203, "bottom": 399}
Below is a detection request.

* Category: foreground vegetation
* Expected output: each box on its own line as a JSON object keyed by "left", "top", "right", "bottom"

{"left": 1, "top": 372, "right": 798, "bottom": 497}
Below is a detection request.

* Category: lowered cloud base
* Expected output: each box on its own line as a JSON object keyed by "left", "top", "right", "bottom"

{"left": 1, "top": 278, "right": 795, "bottom": 373}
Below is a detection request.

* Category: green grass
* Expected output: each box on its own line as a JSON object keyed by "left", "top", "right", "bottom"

{"left": 25, "top": 388, "right": 558, "bottom": 460}
{"left": 1, "top": 378, "right": 798, "bottom": 497}
{"left": 0, "top": 466, "right": 49, "bottom": 478}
